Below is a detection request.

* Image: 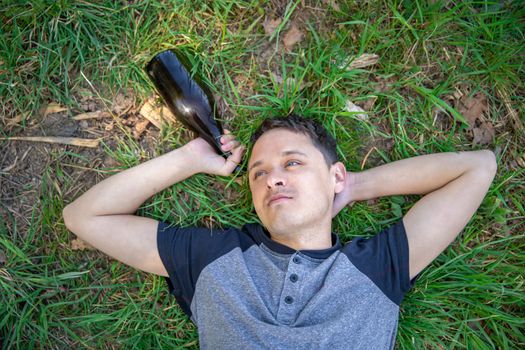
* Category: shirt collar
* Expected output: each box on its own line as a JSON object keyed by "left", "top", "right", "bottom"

{"left": 244, "top": 223, "right": 341, "bottom": 259}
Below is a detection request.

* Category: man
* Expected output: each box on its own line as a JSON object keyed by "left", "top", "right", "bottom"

{"left": 63, "top": 114, "right": 497, "bottom": 349}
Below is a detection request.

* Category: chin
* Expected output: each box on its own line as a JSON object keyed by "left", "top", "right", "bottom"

{"left": 258, "top": 201, "right": 330, "bottom": 234}
{"left": 265, "top": 214, "right": 310, "bottom": 236}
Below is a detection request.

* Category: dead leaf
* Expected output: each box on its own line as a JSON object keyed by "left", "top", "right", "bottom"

{"left": 283, "top": 24, "right": 304, "bottom": 51}
{"left": 139, "top": 98, "right": 177, "bottom": 129}
{"left": 103, "top": 154, "right": 121, "bottom": 168}
{"left": 456, "top": 92, "right": 488, "bottom": 128}
{"left": 344, "top": 100, "right": 368, "bottom": 120}
{"left": 71, "top": 238, "right": 93, "bottom": 251}
{"left": 453, "top": 91, "right": 494, "bottom": 144}
{"left": 472, "top": 121, "right": 495, "bottom": 145}
{"left": 43, "top": 103, "right": 67, "bottom": 117}
{"left": 233, "top": 74, "right": 255, "bottom": 95}
{"left": 72, "top": 111, "right": 111, "bottom": 120}
{"left": 79, "top": 89, "right": 99, "bottom": 112}
{"left": 374, "top": 76, "right": 395, "bottom": 93}
{"left": 263, "top": 17, "right": 282, "bottom": 36}
{"left": 133, "top": 118, "right": 150, "bottom": 139}
{"left": 362, "top": 96, "right": 377, "bottom": 111}
{"left": 158, "top": 105, "right": 177, "bottom": 123}
{"left": 5, "top": 112, "right": 26, "bottom": 127}
{"left": 113, "top": 91, "right": 135, "bottom": 116}
{"left": 339, "top": 54, "right": 380, "bottom": 70}
{"left": 433, "top": 106, "right": 452, "bottom": 131}
{"left": 121, "top": 114, "right": 138, "bottom": 126}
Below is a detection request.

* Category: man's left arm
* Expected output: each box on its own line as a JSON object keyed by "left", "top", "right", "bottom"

{"left": 334, "top": 150, "right": 497, "bottom": 279}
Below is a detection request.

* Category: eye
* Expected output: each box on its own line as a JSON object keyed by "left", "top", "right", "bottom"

{"left": 285, "top": 160, "right": 301, "bottom": 167}
{"left": 253, "top": 170, "right": 266, "bottom": 179}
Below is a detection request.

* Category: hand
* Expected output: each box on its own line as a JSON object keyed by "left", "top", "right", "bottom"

{"left": 184, "top": 130, "right": 245, "bottom": 176}
{"left": 332, "top": 172, "right": 357, "bottom": 218}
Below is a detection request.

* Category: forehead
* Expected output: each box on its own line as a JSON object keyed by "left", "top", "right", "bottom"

{"left": 249, "top": 129, "right": 317, "bottom": 164}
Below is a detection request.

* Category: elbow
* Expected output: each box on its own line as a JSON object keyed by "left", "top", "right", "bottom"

{"left": 485, "top": 149, "right": 497, "bottom": 175}
{"left": 63, "top": 203, "right": 80, "bottom": 234}
{"left": 479, "top": 149, "right": 498, "bottom": 180}
{"left": 62, "top": 204, "right": 74, "bottom": 231}
{"left": 63, "top": 201, "right": 98, "bottom": 238}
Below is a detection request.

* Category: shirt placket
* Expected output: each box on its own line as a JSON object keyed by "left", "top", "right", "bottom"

{"left": 276, "top": 253, "right": 305, "bottom": 325}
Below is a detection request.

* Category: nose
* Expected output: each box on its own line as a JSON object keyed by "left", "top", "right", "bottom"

{"left": 266, "top": 169, "right": 286, "bottom": 189}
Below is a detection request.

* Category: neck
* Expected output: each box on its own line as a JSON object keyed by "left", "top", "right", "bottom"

{"left": 269, "top": 221, "right": 333, "bottom": 251}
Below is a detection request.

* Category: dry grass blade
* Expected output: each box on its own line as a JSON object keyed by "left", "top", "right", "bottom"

{"left": 43, "top": 103, "right": 68, "bottom": 116}
{"left": 340, "top": 54, "right": 380, "bottom": 70}
{"left": 497, "top": 87, "right": 524, "bottom": 135}
{"left": 72, "top": 111, "right": 111, "bottom": 120}
{"left": 0, "top": 136, "right": 99, "bottom": 148}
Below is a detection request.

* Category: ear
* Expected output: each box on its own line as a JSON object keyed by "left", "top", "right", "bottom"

{"left": 331, "top": 162, "right": 347, "bottom": 194}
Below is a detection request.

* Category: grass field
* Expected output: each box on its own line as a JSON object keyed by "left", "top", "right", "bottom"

{"left": 1, "top": 0, "right": 524, "bottom": 349}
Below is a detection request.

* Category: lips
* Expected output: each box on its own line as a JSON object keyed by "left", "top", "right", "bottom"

{"left": 268, "top": 193, "right": 292, "bottom": 206}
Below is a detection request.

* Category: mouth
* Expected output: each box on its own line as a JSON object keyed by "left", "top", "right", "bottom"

{"left": 268, "top": 194, "right": 292, "bottom": 206}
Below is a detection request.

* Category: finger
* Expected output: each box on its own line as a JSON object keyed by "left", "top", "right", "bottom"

{"left": 221, "top": 145, "right": 245, "bottom": 175}
{"left": 220, "top": 133, "right": 236, "bottom": 144}
{"left": 221, "top": 140, "right": 240, "bottom": 152}
{"left": 230, "top": 144, "right": 245, "bottom": 164}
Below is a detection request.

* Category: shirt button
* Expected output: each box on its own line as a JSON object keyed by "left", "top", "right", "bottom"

{"left": 292, "top": 256, "right": 300, "bottom": 264}
{"left": 289, "top": 274, "right": 298, "bottom": 283}
{"left": 284, "top": 296, "right": 294, "bottom": 304}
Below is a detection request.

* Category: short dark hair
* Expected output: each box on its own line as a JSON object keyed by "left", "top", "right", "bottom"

{"left": 250, "top": 114, "right": 338, "bottom": 167}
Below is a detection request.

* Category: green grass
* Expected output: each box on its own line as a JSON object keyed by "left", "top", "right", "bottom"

{"left": 1, "top": 0, "right": 524, "bottom": 348}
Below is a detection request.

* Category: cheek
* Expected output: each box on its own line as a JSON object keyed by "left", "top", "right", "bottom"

{"left": 302, "top": 173, "right": 332, "bottom": 199}
{"left": 249, "top": 183, "right": 263, "bottom": 206}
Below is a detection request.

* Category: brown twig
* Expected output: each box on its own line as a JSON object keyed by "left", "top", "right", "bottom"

{"left": 360, "top": 146, "right": 377, "bottom": 170}
{"left": 0, "top": 136, "right": 99, "bottom": 148}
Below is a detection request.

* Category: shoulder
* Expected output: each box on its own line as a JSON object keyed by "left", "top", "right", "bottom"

{"left": 341, "top": 220, "right": 415, "bottom": 305}
{"left": 157, "top": 221, "right": 261, "bottom": 258}
{"left": 156, "top": 222, "right": 263, "bottom": 316}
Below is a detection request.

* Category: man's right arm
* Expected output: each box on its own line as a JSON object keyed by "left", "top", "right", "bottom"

{"left": 63, "top": 134, "right": 244, "bottom": 276}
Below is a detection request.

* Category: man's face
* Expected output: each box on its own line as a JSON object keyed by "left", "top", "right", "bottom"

{"left": 248, "top": 128, "right": 341, "bottom": 236}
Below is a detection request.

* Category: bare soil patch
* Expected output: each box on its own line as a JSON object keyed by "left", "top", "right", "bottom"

{"left": 0, "top": 88, "right": 159, "bottom": 239}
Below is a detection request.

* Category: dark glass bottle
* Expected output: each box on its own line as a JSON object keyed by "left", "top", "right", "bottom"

{"left": 145, "top": 49, "right": 227, "bottom": 156}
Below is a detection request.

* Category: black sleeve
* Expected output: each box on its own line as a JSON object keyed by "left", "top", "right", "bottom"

{"left": 342, "top": 219, "right": 417, "bottom": 305}
{"left": 156, "top": 222, "right": 242, "bottom": 318}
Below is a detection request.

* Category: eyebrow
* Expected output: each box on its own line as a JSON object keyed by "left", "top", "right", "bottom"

{"left": 248, "top": 150, "right": 308, "bottom": 173}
